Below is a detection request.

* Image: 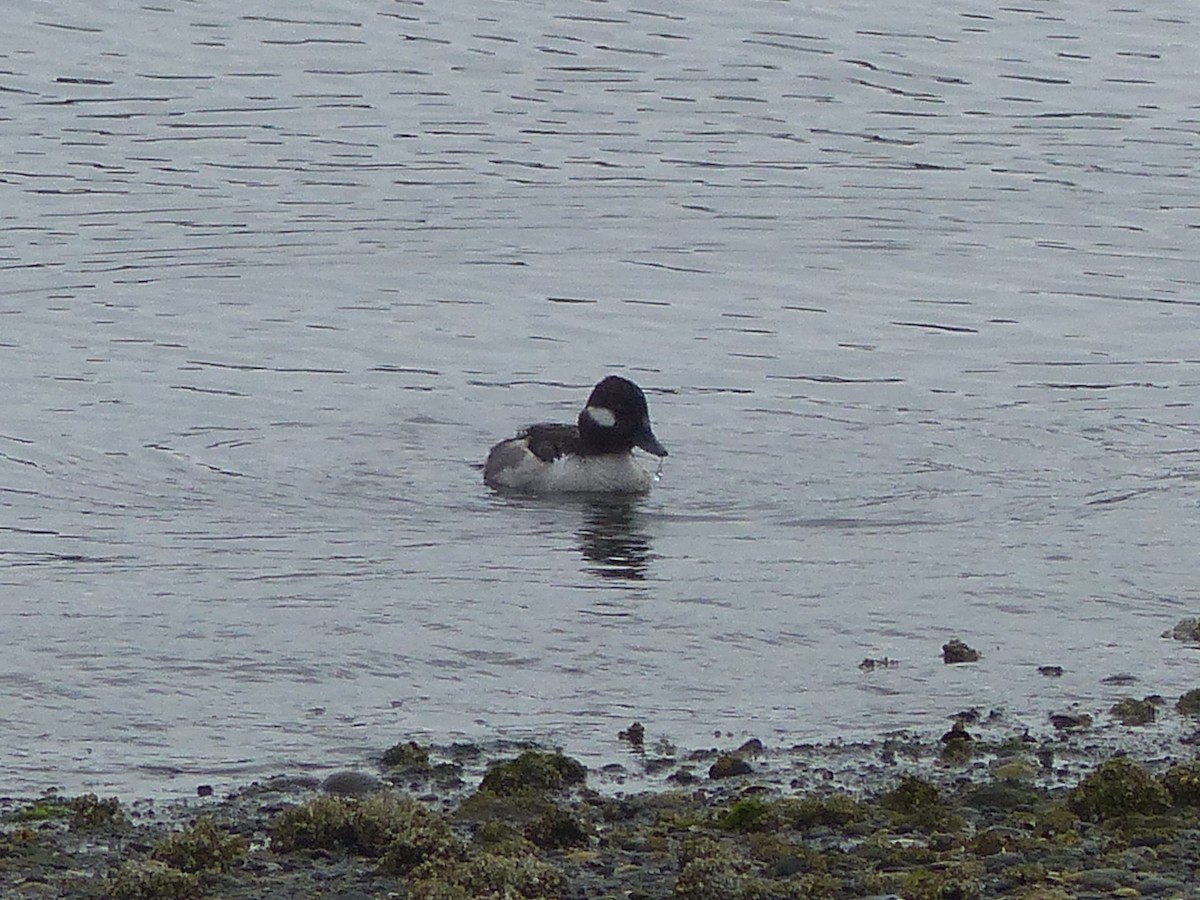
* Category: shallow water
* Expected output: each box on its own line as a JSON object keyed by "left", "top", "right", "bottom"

{"left": 3, "top": 0, "right": 1200, "bottom": 797}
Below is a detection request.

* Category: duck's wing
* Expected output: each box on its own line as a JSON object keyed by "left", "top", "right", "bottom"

{"left": 518, "top": 423, "right": 582, "bottom": 462}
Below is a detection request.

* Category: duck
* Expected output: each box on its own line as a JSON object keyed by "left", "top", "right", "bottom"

{"left": 484, "top": 375, "right": 668, "bottom": 493}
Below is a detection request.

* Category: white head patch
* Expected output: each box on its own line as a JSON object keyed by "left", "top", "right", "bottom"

{"left": 583, "top": 405, "right": 616, "bottom": 428}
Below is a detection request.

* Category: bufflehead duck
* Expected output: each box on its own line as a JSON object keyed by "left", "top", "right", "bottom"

{"left": 484, "top": 375, "right": 668, "bottom": 493}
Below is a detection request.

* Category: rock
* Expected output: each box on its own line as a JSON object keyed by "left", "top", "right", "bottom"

{"left": 1162, "top": 617, "right": 1200, "bottom": 642}
{"left": 1050, "top": 713, "right": 1093, "bottom": 730}
{"left": 1176, "top": 689, "right": 1200, "bottom": 717}
{"left": 942, "top": 639, "right": 980, "bottom": 664}
{"left": 618, "top": 722, "right": 645, "bottom": 749}
{"left": 1110, "top": 697, "right": 1157, "bottom": 726}
{"left": 708, "top": 755, "right": 752, "bottom": 780}
{"left": 321, "top": 771, "right": 384, "bottom": 797}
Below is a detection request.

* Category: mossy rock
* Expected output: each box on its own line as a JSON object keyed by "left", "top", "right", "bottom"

{"left": 472, "top": 819, "right": 537, "bottom": 856}
{"left": 523, "top": 804, "right": 590, "bottom": 849}
{"left": 708, "top": 754, "right": 752, "bottom": 780}
{"left": 942, "top": 639, "right": 980, "bottom": 663}
{"left": 408, "top": 851, "right": 565, "bottom": 900}
{"left": 478, "top": 750, "right": 586, "bottom": 796}
{"left": 881, "top": 775, "right": 941, "bottom": 815}
{"left": 962, "top": 779, "right": 1040, "bottom": 813}
{"left": 1163, "top": 617, "right": 1200, "bottom": 642}
{"left": 1110, "top": 697, "right": 1156, "bottom": 726}
{"left": 672, "top": 856, "right": 752, "bottom": 900}
{"left": 1066, "top": 758, "right": 1171, "bottom": 821}
{"left": 1160, "top": 760, "right": 1200, "bottom": 807}
{"left": 104, "top": 859, "right": 201, "bottom": 900}
{"left": 7, "top": 798, "right": 73, "bottom": 823}
{"left": 776, "top": 793, "right": 868, "bottom": 829}
{"left": 70, "top": 794, "right": 126, "bottom": 830}
{"left": 940, "top": 735, "right": 975, "bottom": 764}
{"left": 151, "top": 815, "right": 247, "bottom": 873}
{"left": 271, "top": 792, "right": 462, "bottom": 873}
{"left": 1033, "top": 804, "right": 1080, "bottom": 842}
{"left": 382, "top": 739, "right": 431, "bottom": 771}
{"left": 717, "top": 797, "right": 777, "bottom": 833}
{"left": 880, "top": 776, "right": 962, "bottom": 831}
{"left": 1175, "top": 689, "right": 1200, "bottom": 717}
{"left": 901, "top": 862, "right": 984, "bottom": 900}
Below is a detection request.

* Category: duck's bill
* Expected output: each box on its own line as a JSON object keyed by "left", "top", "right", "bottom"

{"left": 636, "top": 425, "right": 668, "bottom": 457}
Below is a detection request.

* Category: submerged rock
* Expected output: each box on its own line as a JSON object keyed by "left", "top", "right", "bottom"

{"left": 942, "top": 639, "right": 980, "bottom": 664}
{"left": 1110, "top": 697, "right": 1157, "bottom": 726}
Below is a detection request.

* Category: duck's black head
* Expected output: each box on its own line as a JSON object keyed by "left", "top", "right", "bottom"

{"left": 576, "top": 375, "right": 668, "bottom": 457}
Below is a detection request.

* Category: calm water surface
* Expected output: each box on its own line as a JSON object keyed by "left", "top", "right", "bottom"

{"left": 3, "top": 0, "right": 1199, "bottom": 796}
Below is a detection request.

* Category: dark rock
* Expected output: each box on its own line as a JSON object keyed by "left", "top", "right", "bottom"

{"left": 736, "top": 738, "right": 764, "bottom": 755}
{"left": 1176, "top": 689, "right": 1200, "bottom": 717}
{"left": 1163, "top": 617, "right": 1200, "bottom": 642}
{"left": 1101, "top": 673, "right": 1138, "bottom": 686}
{"left": 1110, "top": 697, "right": 1156, "bottom": 726}
{"left": 942, "top": 639, "right": 980, "bottom": 664}
{"left": 707, "top": 755, "right": 752, "bottom": 780}
{"left": 618, "top": 722, "right": 645, "bottom": 749}
{"left": 321, "top": 771, "right": 384, "bottom": 797}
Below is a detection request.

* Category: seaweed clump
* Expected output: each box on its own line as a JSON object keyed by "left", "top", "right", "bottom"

{"left": 70, "top": 793, "right": 126, "bottom": 830}
{"left": 1066, "top": 758, "right": 1170, "bottom": 821}
{"left": 1110, "top": 697, "right": 1157, "bottom": 726}
{"left": 478, "top": 750, "right": 586, "bottom": 796}
{"left": 270, "top": 792, "right": 462, "bottom": 874}
{"left": 151, "top": 815, "right": 247, "bottom": 873}
{"left": 1175, "top": 689, "right": 1200, "bottom": 717}
{"left": 1161, "top": 760, "right": 1200, "bottom": 807}
{"left": 708, "top": 754, "right": 753, "bottom": 780}
{"left": 407, "top": 852, "right": 565, "bottom": 900}
{"left": 717, "top": 797, "right": 776, "bottom": 833}
{"left": 106, "top": 860, "right": 201, "bottom": 900}
{"left": 382, "top": 739, "right": 431, "bottom": 772}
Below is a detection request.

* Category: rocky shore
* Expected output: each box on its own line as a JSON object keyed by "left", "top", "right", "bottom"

{"left": 4, "top": 705, "right": 1200, "bottom": 899}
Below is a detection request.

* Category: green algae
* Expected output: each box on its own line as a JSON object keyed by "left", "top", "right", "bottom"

{"left": 523, "top": 803, "right": 589, "bottom": 850}
{"left": 717, "top": 797, "right": 776, "bottom": 833}
{"left": 1161, "top": 759, "right": 1200, "bottom": 807}
{"left": 407, "top": 851, "right": 564, "bottom": 900}
{"left": 6, "top": 798, "right": 72, "bottom": 823}
{"left": 1110, "top": 696, "right": 1157, "bottom": 726}
{"left": 382, "top": 739, "right": 432, "bottom": 771}
{"left": 1066, "top": 758, "right": 1171, "bottom": 821}
{"left": 69, "top": 793, "right": 126, "bottom": 830}
{"left": 471, "top": 819, "right": 537, "bottom": 856}
{"left": 270, "top": 792, "right": 462, "bottom": 873}
{"left": 151, "top": 815, "right": 247, "bottom": 873}
{"left": 708, "top": 753, "right": 753, "bottom": 779}
{"left": 105, "top": 859, "right": 202, "bottom": 900}
{"left": 777, "top": 792, "right": 867, "bottom": 829}
{"left": 880, "top": 775, "right": 963, "bottom": 831}
{"left": 1175, "top": 688, "right": 1200, "bottom": 717}
{"left": 478, "top": 750, "right": 586, "bottom": 796}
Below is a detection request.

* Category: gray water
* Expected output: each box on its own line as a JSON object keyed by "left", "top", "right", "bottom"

{"left": 3, "top": 0, "right": 1199, "bottom": 797}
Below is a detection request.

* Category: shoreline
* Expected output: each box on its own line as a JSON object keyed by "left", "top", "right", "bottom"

{"left": 4, "top": 711, "right": 1200, "bottom": 898}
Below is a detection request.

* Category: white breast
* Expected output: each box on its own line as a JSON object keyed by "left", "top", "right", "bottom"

{"left": 490, "top": 448, "right": 657, "bottom": 493}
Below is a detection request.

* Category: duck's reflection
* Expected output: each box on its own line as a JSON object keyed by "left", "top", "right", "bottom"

{"left": 577, "top": 497, "right": 654, "bottom": 580}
